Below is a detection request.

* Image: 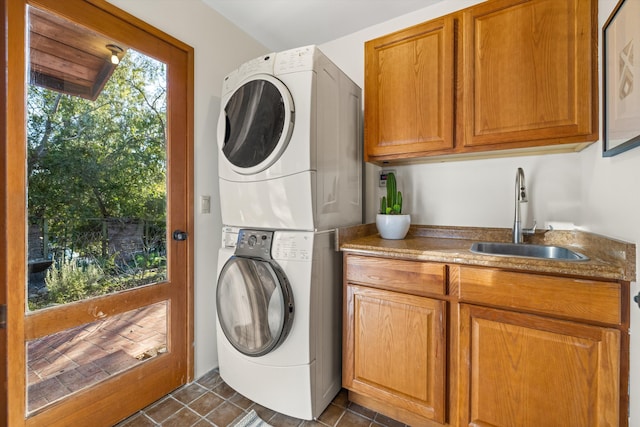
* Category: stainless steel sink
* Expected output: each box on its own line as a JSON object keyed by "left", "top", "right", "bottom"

{"left": 470, "top": 242, "right": 589, "bottom": 261}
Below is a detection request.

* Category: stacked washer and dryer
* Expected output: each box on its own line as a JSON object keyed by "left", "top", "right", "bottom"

{"left": 215, "top": 45, "right": 362, "bottom": 420}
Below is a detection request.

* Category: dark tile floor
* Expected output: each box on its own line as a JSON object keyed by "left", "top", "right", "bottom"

{"left": 116, "top": 369, "right": 407, "bottom": 427}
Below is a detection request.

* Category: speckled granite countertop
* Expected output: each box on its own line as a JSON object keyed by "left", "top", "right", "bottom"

{"left": 338, "top": 224, "right": 636, "bottom": 282}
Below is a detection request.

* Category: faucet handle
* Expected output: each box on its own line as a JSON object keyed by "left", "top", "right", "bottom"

{"left": 523, "top": 220, "right": 537, "bottom": 235}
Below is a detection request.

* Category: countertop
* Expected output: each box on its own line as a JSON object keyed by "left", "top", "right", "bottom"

{"left": 338, "top": 224, "right": 636, "bottom": 282}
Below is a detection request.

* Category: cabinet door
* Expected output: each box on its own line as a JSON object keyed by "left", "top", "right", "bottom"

{"left": 343, "top": 285, "right": 446, "bottom": 423}
{"left": 364, "top": 16, "right": 455, "bottom": 161}
{"left": 458, "top": 304, "right": 620, "bottom": 427}
{"left": 463, "top": 0, "right": 597, "bottom": 148}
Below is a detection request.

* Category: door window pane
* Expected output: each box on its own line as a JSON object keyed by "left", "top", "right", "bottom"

{"left": 27, "top": 6, "right": 168, "bottom": 311}
{"left": 26, "top": 301, "right": 168, "bottom": 413}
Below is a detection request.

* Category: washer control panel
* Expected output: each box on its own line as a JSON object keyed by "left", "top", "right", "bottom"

{"left": 221, "top": 226, "right": 240, "bottom": 248}
{"left": 272, "top": 231, "right": 313, "bottom": 261}
{"left": 235, "top": 229, "right": 273, "bottom": 259}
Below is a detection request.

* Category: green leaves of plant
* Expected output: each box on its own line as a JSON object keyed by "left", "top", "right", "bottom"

{"left": 380, "top": 172, "right": 403, "bottom": 214}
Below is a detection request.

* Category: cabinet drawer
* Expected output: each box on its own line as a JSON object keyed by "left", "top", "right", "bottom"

{"left": 457, "top": 266, "right": 622, "bottom": 325}
{"left": 345, "top": 254, "right": 446, "bottom": 296}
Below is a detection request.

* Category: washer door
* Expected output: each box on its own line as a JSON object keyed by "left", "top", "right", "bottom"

{"left": 217, "top": 256, "right": 294, "bottom": 357}
{"left": 217, "top": 74, "right": 295, "bottom": 175}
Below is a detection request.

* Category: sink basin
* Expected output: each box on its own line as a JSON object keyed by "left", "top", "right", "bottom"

{"left": 470, "top": 242, "right": 589, "bottom": 261}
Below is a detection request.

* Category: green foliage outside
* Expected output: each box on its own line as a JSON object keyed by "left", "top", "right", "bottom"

{"left": 28, "top": 252, "right": 167, "bottom": 311}
{"left": 44, "top": 258, "right": 105, "bottom": 305}
{"left": 27, "top": 49, "right": 168, "bottom": 310}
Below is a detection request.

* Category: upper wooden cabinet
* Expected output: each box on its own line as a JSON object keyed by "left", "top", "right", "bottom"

{"left": 364, "top": 0, "right": 598, "bottom": 164}
{"left": 364, "top": 16, "right": 456, "bottom": 161}
{"left": 463, "top": 0, "right": 597, "bottom": 149}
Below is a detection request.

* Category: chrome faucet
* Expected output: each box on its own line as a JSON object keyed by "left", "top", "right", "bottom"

{"left": 513, "top": 167, "right": 536, "bottom": 244}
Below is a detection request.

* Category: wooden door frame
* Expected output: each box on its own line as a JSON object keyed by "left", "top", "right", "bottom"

{"left": 1, "top": 0, "right": 8, "bottom": 425}
{"left": 5, "top": 0, "right": 27, "bottom": 424}
{"left": 3, "top": 1, "right": 194, "bottom": 425}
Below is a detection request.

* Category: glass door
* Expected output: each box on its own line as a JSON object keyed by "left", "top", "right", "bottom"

{"left": 3, "top": 1, "right": 193, "bottom": 425}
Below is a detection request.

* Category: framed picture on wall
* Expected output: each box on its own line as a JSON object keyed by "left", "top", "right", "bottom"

{"left": 603, "top": 0, "right": 640, "bottom": 157}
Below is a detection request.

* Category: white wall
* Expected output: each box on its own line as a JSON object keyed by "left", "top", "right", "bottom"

{"left": 321, "top": 0, "right": 640, "bottom": 423}
{"left": 586, "top": 3, "right": 640, "bottom": 419}
{"left": 106, "top": 0, "right": 268, "bottom": 379}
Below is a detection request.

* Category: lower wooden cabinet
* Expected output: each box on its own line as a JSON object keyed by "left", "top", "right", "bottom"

{"left": 458, "top": 304, "right": 621, "bottom": 427}
{"left": 343, "top": 284, "right": 447, "bottom": 424}
{"left": 342, "top": 254, "right": 629, "bottom": 426}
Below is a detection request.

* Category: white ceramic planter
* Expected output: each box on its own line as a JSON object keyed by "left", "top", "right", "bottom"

{"left": 376, "top": 214, "right": 411, "bottom": 240}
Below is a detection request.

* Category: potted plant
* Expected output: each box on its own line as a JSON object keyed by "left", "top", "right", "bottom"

{"left": 376, "top": 172, "right": 411, "bottom": 239}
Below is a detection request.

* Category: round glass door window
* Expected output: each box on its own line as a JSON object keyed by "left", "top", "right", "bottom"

{"left": 217, "top": 256, "right": 294, "bottom": 356}
{"left": 218, "top": 74, "right": 295, "bottom": 175}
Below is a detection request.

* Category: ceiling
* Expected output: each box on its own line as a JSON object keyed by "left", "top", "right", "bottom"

{"left": 201, "top": 0, "right": 444, "bottom": 52}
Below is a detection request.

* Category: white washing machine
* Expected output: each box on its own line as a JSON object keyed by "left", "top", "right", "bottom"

{"left": 217, "top": 45, "right": 363, "bottom": 231}
{"left": 216, "top": 226, "right": 342, "bottom": 420}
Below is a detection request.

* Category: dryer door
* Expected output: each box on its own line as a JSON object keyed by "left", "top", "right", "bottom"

{"left": 217, "top": 256, "right": 294, "bottom": 357}
{"left": 218, "top": 74, "right": 295, "bottom": 175}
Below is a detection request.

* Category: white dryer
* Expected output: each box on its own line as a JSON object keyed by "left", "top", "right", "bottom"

{"left": 216, "top": 226, "right": 342, "bottom": 420}
{"left": 217, "top": 45, "right": 362, "bottom": 231}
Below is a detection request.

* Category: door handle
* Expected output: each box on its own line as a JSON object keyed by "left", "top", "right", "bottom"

{"left": 173, "top": 230, "right": 188, "bottom": 241}
{"left": 635, "top": 292, "right": 640, "bottom": 309}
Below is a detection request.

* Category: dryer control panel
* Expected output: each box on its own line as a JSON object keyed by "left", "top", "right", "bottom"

{"left": 275, "top": 45, "right": 316, "bottom": 74}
